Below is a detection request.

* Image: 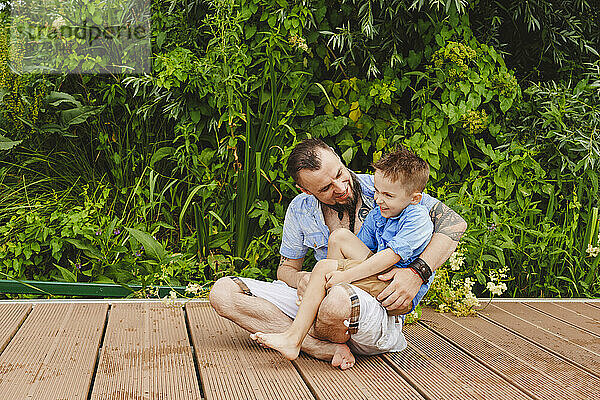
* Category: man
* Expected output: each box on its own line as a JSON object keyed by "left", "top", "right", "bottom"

{"left": 210, "top": 139, "right": 467, "bottom": 369}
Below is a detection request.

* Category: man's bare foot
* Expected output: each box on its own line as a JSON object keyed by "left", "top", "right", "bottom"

{"left": 250, "top": 332, "right": 301, "bottom": 360}
{"left": 331, "top": 343, "right": 355, "bottom": 370}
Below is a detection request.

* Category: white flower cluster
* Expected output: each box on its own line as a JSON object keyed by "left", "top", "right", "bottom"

{"left": 162, "top": 290, "right": 181, "bottom": 307}
{"left": 586, "top": 232, "right": 600, "bottom": 257}
{"left": 449, "top": 248, "right": 465, "bottom": 271}
{"left": 463, "top": 277, "right": 474, "bottom": 292}
{"left": 289, "top": 35, "right": 309, "bottom": 52}
{"left": 462, "top": 291, "right": 480, "bottom": 308}
{"left": 486, "top": 281, "right": 507, "bottom": 296}
{"left": 489, "top": 267, "right": 508, "bottom": 282}
{"left": 587, "top": 244, "right": 600, "bottom": 257}
{"left": 185, "top": 282, "right": 204, "bottom": 296}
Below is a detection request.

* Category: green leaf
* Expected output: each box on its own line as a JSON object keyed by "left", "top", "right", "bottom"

{"left": 459, "top": 81, "right": 471, "bottom": 96}
{"left": 209, "top": 232, "right": 234, "bottom": 248}
{"left": 150, "top": 147, "right": 175, "bottom": 168}
{"left": 61, "top": 106, "right": 103, "bottom": 126}
{"left": 500, "top": 96, "right": 513, "bottom": 113}
{"left": 55, "top": 264, "right": 77, "bottom": 283}
{"left": 65, "top": 239, "right": 102, "bottom": 259}
{"left": 245, "top": 25, "right": 257, "bottom": 39}
{"left": 125, "top": 228, "right": 167, "bottom": 263}
{"left": 475, "top": 272, "right": 486, "bottom": 285}
{"left": 0, "top": 135, "right": 22, "bottom": 151}
{"left": 341, "top": 148, "right": 354, "bottom": 164}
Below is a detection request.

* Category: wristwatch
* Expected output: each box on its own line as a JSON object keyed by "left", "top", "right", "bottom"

{"left": 408, "top": 258, "right": 432, "bottom": 283}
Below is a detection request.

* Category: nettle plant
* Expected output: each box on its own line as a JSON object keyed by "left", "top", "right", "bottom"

{"left": 404, "top": 32, "right": 520, "bottom": 181}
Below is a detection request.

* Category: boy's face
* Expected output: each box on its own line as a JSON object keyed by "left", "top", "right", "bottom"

{"left": 296, "top": 148, "right": 354, "bottom": 206}
{"left": 373, "top": 170, "right": 422, "bottom": 218}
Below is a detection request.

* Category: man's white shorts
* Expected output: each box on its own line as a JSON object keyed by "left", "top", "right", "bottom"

{"left": 235, "top": 277, "right": 407, "bottom": 356}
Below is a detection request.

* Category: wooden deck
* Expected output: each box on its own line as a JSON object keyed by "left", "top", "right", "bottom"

{"left": 0, "top": 300, "right": 598, "bottom": 399}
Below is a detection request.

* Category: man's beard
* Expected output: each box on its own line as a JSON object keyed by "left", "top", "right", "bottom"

{"left": 322, "top": 171, "right": 361, "bottom": 217}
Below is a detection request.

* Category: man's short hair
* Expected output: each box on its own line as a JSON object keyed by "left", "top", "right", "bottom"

{"left": 372, "top": 147, "right": 429, "bottom": 193}
{"left": 286, "top": 138, "right": 334, "bottom": 184}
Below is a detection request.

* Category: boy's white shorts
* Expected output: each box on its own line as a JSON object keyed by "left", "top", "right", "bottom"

{"left": 235, "top": 277, "right": 407, "bottom": 356}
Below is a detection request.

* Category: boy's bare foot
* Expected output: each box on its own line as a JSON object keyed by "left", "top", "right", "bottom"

{"left": 331, "top": 343, "right": 355, "bottom": 370}
{"left": 250, "top": 332, "right": 301, "bottom": 360}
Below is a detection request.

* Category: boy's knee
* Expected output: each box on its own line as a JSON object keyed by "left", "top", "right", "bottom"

{"left": 328, "top": 228, "right": 353, "bottom": 246}
{"left": 209, "top": 277, "right": 237, "bottom": 316}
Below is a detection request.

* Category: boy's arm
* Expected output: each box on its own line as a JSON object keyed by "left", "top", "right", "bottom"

{"left": 339, "top": 248, "right": 401, "bottom": 283}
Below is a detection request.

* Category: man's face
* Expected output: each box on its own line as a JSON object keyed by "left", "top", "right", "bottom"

{"left": 296, "top": 148, "right": 354, "bottom": 206}
{"left": 373, "top": 170, "right": 421, "bottom": 218}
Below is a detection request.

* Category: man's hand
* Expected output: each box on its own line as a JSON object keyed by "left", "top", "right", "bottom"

{"left": 296, "top": 271, "right": 311, "bottom": 304}
{"left": 377, "top": 268, "right": 422, "bottom": 314}
{"left": 324, "top": 270, "right": 349, "bottom": 289}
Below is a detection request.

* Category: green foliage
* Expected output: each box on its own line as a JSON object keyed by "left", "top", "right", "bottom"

{"left": 1, "top": 0, "right": 599, "bottom": 303}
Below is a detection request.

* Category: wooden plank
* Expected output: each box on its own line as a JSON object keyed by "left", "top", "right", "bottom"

{"left": 0, "top": 303, "right": 31, "bottom": 353}
{"left": 0, "top": 303, "right": 107, "bottom": 400}
{"left": 585, "top": 302, "right": 600, "bottom": 310}
{"left": 90, "top": 303, "right": 201, "bottom": 400}
{"left": 523, "top": 301, "right": 600, "bottom": 336}
{"left": 553, "top": 302, "right": 600, "bottom": 324}
{"left": 383, "top": 323, "right": 532, "bottom": 400}
{"left": 187, "top": 303, "right": 314, "bottom": 400}
{"left": 294, "top": 352, "right": 423, "bottom": 400}
{"left": 483, "top": 303, "right": 600, "bottom": 374}
{"left": 420, "top": 308, "right": 598, "bottom": 400}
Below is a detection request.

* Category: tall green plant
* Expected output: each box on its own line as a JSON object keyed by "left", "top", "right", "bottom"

{"left": 233, "top": 54, "right": 312, "bottom": 256}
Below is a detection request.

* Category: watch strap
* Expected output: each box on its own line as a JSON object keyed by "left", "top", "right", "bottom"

{"left": 408, "top": 257, "right": 432, "bottom": 283}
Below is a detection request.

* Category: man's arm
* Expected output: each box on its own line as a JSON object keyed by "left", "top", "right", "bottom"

{"left": 377, "top": 201, "right": 467, "bottom": 313}
{"left": 276, "top": 255, "right": 308, "bottom": 288}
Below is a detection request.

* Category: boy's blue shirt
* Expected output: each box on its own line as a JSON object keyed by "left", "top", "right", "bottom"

{"left": 357, "top": 203, "right": 433, "bottom": 268}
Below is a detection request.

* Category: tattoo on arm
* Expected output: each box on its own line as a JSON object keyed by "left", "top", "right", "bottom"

{"left": 278, "top": 256, "right": 289, "bottom": 269}
{"left": 430, "top": 202, "right": 467, "bottom": 241}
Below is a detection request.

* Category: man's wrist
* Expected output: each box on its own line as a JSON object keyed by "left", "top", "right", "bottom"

{"left": 408, "top": 258, "right": 432, "bottom": 283}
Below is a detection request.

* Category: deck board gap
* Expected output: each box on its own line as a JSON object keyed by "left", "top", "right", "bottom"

{"left": 184, "top": 303, "right": 206, "bottom": 400}
{"left": 476, "top": 313, "right": 600, "bottom": 379}
{"left": 86, "top": 303, "right": 110, "bottom": 400}
{"left": 521, "top": 303, "right": 600, "bottom": 338}
{"left": 585, "top": 302, "right": 600, "bottom": 310}
{"left": 417, "top": 320, "right": 545, "bottom": 400}
{"left": 380, "top": 351, "right": 435, "bottom": 400}
{"left": 0, "top": 304, "right": 32, "bottom": 355}
{"left": 290, "top": 360, "right": 322, "bottom": 400}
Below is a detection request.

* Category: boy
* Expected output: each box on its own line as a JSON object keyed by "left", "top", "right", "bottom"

{"left": 251, "top": 147, "right": 433, "bottom": 362}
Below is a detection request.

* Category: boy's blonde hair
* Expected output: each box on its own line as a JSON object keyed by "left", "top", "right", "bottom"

{"left": 372, "top": 147, "right": 429, "bottom": 193}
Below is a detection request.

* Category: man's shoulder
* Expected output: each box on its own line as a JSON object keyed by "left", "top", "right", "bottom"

{"left": 355, "top": 173, "right": 374, "bottom": 192}
{"left": 287, "top": 191, "right": 318, "bottom": 215}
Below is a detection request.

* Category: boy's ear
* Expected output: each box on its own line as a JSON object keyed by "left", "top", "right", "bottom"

{"left": 410, "top": 192, "right": 423, "bottom": 205}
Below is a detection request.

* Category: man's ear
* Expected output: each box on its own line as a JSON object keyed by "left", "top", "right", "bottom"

{"left": 296, "top": 184, "right": 312, "bottom": 196}
{"left": 410, "top": 192, "right": 423, "bottom": 205}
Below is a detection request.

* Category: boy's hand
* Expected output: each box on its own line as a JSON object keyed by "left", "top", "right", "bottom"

{"left": 325, "top": 270, "right": 349, "bottom": 289}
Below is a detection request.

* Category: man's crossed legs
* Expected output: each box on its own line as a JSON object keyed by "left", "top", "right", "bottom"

{"left": 209, "top": 259, "right": 407, "bottom": 370}
{"left": 209, "top": 270, "right": 356, "bottom": 369}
